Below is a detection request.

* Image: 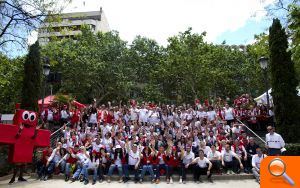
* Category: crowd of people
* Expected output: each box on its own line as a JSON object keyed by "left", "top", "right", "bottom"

{"left": 34, "top": 95, "right": 283, "bottom": 185}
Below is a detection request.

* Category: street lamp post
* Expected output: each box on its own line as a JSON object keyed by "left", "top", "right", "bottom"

{"left": 259, "top": 57, "right": 270, "bottom": 115}
{"left": 41, "top": 57, "right": 50, "bottom": 114}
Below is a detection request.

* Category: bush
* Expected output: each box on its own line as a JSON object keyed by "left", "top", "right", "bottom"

{"left": 0, "top": 146, "right": 13, "bottom": 177}
{"left": 284, "top": 143, "right": 300, "bottom": 156}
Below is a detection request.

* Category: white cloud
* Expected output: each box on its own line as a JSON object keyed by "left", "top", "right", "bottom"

{"left": 35, "top": 0, "right": 276, "bottom": 46}
{"left": 27, "top": 30, "right": 38, "bottom": 45}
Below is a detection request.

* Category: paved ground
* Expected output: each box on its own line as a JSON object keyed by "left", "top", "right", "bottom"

{"left": 0, "top": 176, "right": 259, "bottom": 188}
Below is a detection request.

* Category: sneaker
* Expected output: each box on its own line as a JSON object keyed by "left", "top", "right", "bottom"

{"left": 230, "top": 170, "right": 235, "bottom": 174}
{"left": 119, "top": 178, "right": 123, "bottom": 183}
{"left": 123, "top": 177, "right": 129, "bottom": 183}
{"left": 65, "top": 175, "right": 69, "bottom": 182}
{"left": 183, "top": 180, "right": 186, "bottom": 184}
{"left": 80, "top": 175, "right": 84, "bottom": 182}
{"left": 99, "top": 179, "right": 103, "bottom": 183}
{"left": 84, "top": 180, "right": 89, "bottom": 185}
{"left": 208, "top": 177, "right": 213, "bottom": 183}
{"left": 92, "top": 180, "right": 96, "bottom": 185}
{"left": 179, "top": 178, "right": 183, "bottom": 184}
{"left": 43, "top": 175, "right": 48, "bottom": 181}
{"left": 9, "top": 178, "right": 15, "bottom": 184}
{"left": 170, "top": 178, "right": 173, "bottom": 184}
{"left": 199, "top": 177, "right": 203, "bottom": 183}
{"left": 156, "top": 179, "right": 160, "bottom": 184}
{"left": 226, "top": 170, "right": 230, "bottom": 175}
{"left": 107, "top": 178, "right": 111, "bottom": 183}
{"left": 196, "top": 181, "right": 200, "bottom": 184}
{"left": 151, "top": 179, "right": 155, "bottom": 184}
{"left": 70, "top": 178, "right": 76, "bottom": 183}
{"left": 139, "top": 179, "right": 143, "bottom": 184}
{"left": 167, "top": 179, "right": 170, "bottom": 184}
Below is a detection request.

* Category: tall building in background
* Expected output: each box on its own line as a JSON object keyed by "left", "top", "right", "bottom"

{"left": 38, "top": 7, "right": 110, "bottom": 45}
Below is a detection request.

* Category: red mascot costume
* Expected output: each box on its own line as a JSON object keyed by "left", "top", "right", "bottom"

{"left": 0, "top": 109, "right": 51, "bottom": 183}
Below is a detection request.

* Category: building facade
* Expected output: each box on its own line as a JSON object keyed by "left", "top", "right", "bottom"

{"left": 38, "top": 7, "right": 110, "bottom": 45}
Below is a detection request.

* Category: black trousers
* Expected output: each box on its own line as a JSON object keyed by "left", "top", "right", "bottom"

{"left": 210, "top": 160, "right": 221, "bottom": 173}
{"left": 181, "top": 163, "right": 195, "bottom": 180}
{"left": 194, "top": 166, "right": 212, "bottom": 180}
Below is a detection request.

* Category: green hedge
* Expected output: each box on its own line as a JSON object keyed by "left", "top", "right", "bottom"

{"left": 0, "top": 146, "right": 13, "bottom": 177}
{"left": 284, "top": 143, "right": 300, "bottom": 156}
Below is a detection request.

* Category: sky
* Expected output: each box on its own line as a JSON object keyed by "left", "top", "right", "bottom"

{"left": 26, "top": 0, "right": 276, "bottom": 50}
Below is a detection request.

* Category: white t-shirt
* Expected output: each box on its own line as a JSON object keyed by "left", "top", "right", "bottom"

{"left": 76, "top": 152, "right": 90, "bottom": 165}
{"left": 139, "top": 108, "right": 149, "bottom": 123}
{"left": 207, "top": 150, "right": 221, "bottom": 160}
{"left": 128, "top": 150, "right": 140, "bottom": 165}
{"left": 221, "top": 150, "right": 238, "bottom": 162}
{"left": 266, "top": 133, "right": 285, "bottom": 149}
{"left": 201, "top": 146, "right": 212, "bottom": 156}
{"left": 92, "top": 142, "right": 103, "bottom": 152}
{"left": 130, "top": 108, "right": 138, "bottom": 121}
{"left": 207, "top": 111, "right": 216, "bottom": 121}
{"left": 196, "top": 157, "right": 210, "bottom": 168}
{"left": 89, "top": 113, "right": 97, "bottom": 124}
{"left": 232, "top": 126, "right": 242, "bottom": 134}
{"left": 148, "top": 111, "right": 160, "bottom": 124}
{"left": 182, "top": 151, "right": 195, "bottom": 165}
{"left": 252, "top": 154, "right": 267, "bottom": 169}
{"left": 197, "top": 111, "right": 207, "bottom": 119}
{"left": 88, "top": 158, "right": 99, "bottom": 169}
{"left": 224, "top": 108, "right": 234, "bottom": 120}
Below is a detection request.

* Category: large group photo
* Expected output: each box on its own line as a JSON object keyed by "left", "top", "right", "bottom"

{"left": 0, "top": 0, "right": 299, "bottom": 188}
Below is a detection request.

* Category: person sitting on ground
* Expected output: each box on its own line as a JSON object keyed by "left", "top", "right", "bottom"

{"left": 207, "top": 145, "right": 222, "bottom": 174}
{"left": 107, "top": 145, "right": 123, "bottom": 183}
{"left": 221, "top": 144, "right": 243, "bottom": 174}
{"left": 123, "top": 143, "right": 141, "bottom": 183}
{"left": 180, "top": 144, "right": 195, "bottom": 184}
{"left": 252, "top": 147, "right": 267, "bottom": 184}
{"left": 87, "top": 150, "right": 99, "bottom": 185}
{"left": 70, "top": 146, "right": 90, "bottom": 185}
{"left": 140, "top": 145, "right": 155, "bottom": 183}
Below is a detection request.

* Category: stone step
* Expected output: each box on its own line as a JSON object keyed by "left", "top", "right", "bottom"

{"left": 30, "top": 173, "right": 254, "bottom": 181}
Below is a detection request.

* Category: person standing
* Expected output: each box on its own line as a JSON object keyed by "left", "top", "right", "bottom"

{"left": 265, "top": 125, "right": 285, "bottom": 156}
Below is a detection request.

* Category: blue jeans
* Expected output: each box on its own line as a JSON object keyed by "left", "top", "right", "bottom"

{"left": 88, "top": 168, "right": 98, "bottom": 181}
{"left": 46, "top": 161, "right": 56, "bottom": 175}
{"left": 123, "top": 164, "right": 139, "bottom": 181}
{"left": 155, "top": 164, "right": 167, "bottom": 179}
{"left": 107, "top": 164, "right": 122, "bottom": 177}
{"left": 73, "top": 164, "right": 89, "bottom": 181}
{"left": 65, "top": 163, "right": 71, "bottom": 176}
{"left": 141, "top": 165, "right": 154, "bottom": 180}
{"left": 60, "top": 160, "right": 66, "bottom": 173}
{"left": 80, "top": 164, "right": 89, "bottom": 181}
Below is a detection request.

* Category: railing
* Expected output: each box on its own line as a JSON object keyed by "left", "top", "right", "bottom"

{"left": 50, "top": 123, "right": 69, "bottom": 147}
{"left": 236, "top": 118, "right": 267, "bottom": 144}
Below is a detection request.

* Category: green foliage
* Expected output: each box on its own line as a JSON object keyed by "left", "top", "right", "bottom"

{"left": 285, "top": 143, "right": 300, "bottom": 156}
{"left": 21, "top": 41, "right": 41, "bottom": 111}
{"left": 53, "top": 94, "right": 74, "bottom": 106}
{"left": 269, "top": 18, "right": 300, "bottom": 143}
{"left": 38, "top": 27, "right": 267, "bottom": 105}
{"left": 0, "top": 54, "right": 24, "bottom": 113}
{"left": 288, "top": 4, "right": 300, "bottom": 81}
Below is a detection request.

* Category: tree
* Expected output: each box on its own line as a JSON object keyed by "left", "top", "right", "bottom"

{"left": 0, "top": 54, "right": 24, "bottom": 113}
{"left": 288, "top": 4, "right": 300, "bottom": 80}
{"left": 0, "top": 0, "right": 70, "bottom": 53}
{"left": 21, "top": 41, "right": 41, "bottom": 111}
{"left": 269, "top": 18, "right": 300, "bottom": 143}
